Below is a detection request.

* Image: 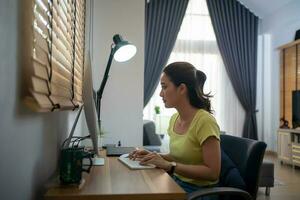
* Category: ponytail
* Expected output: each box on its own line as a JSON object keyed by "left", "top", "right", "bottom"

{"left": 194, "top": 70, "right": 213, "bottom": 113}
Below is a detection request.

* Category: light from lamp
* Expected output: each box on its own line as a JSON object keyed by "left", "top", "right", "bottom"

{"left": 114, "top": 44, "right": 137, "bottom": 62}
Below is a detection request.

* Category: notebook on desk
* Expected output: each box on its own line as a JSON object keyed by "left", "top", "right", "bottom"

{"left": 106, "top": 146, "right": 136, "bottom": 156}
{"left": 118, "top": 154, "right": 156, "bottom": 169}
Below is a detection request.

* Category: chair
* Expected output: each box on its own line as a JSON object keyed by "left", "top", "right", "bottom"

{"left": 188, "top": 134, "right": 267, "bottom": 200}
{"left": 143, "top": 120, "right": 162, "bottom": 152}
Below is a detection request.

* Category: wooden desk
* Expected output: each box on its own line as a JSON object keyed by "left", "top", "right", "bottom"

{"left": 45, "top": 151, "right": 186, "bottom": 200}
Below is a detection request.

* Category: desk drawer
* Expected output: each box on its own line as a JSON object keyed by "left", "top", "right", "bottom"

{"left": 292, "top": 143, "right": 300, "bottom": 166}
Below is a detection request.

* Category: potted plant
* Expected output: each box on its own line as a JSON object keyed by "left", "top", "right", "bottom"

{"left": 154, "top": 105, "right": 160, "bottom": 114}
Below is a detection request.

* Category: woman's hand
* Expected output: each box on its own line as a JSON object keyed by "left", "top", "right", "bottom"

{"left": 139, "top": 152, "right": 170, "bottom": 170}
{"left": 128, "top": 148, "right": 151, "bottom": 160}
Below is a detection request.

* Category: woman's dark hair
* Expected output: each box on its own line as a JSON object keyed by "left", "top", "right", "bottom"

{"left": 163, "top": 62, "right": 213, "bottom": 113}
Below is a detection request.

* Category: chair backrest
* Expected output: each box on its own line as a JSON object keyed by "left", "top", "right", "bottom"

{"left": 143, "top": 120, "right": 162, "bottom": 146}
{"left": 220, "top": 134, "right": 266, "bottom": 199}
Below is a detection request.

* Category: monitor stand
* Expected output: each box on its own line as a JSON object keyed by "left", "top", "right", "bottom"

{"left": 83, "top": 156, "right": 105, "bottom": 166}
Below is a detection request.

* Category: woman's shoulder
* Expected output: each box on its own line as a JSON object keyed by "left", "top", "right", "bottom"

{"left": 196, "top": 109, "right": 217, "bottom": 123}
{"left": 189, "top": 109, "right": 218, "bottom": 131}
{"left": 194, "top": 109, "right": 220, "bottom": 141}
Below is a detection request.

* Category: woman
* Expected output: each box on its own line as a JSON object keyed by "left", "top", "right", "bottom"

{"left": 130, "top": 62, "right": 220, "bottom": 194}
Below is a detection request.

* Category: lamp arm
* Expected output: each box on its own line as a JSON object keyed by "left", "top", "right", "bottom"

{"left": 95, "top": 46, "right": 115, "bottom": 124}
{"left": 97, "top": 47, "right": 115, "bottom": 99}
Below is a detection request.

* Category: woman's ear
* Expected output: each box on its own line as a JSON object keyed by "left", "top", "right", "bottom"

{"left": 178, "top": 83, "right": 188, "bottom": 95}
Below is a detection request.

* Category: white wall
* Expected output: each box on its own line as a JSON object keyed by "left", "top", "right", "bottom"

{"left": 257, "top": 0, "right": 300, "bottom": 150}
{"left": 90, "top": 0, "right": 144, "bottom": 146}
{"left": 0, "top": 1, "right": 78, "bottom": 199}
{"left": 0, "top": 0, "right": 143, "bottom": 199}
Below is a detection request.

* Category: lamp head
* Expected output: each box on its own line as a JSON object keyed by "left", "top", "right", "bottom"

{"left": 112, "top": 34, "right": 137, "bottom": 62}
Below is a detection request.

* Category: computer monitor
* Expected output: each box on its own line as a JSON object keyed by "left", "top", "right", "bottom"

{"left": 292, "top": 90, "right": 300, "bottom": 129}
{"left": 62, "top": 52, "right": 104, "bottom": 165}
{"left": 82, "top": 52, "right": 105, "bottom": 165}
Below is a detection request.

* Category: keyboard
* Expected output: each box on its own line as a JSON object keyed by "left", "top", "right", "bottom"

{"left": 118, "top": 154, "right": 156, "bottom": 169}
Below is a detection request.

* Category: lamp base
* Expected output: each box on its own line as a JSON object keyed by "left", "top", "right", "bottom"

{"left": 92, "top": 156, "right": 105, "bottom": 166}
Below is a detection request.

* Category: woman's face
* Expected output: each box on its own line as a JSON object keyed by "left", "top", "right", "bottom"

{"left": 159, "top": 73, "right": 180, "bottom": 108}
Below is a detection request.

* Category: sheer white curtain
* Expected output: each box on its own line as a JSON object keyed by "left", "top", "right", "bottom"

{"left": 143, "top": 0, "right": 245, "bottom": 137}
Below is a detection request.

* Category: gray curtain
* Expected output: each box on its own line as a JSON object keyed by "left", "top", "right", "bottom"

{"left": 206, "top": 0, "right": 258, "bottom": 139}
{"left": 144, "top": 0, "right": 189, "bottom": 107}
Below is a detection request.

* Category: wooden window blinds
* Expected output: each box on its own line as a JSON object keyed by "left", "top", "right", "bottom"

{"left": 22, "top": 0, "right": 86, "bottom": 112}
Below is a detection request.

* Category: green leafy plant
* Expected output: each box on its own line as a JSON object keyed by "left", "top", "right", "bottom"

{"left": 154, "top": 106, "right": 160, "bottom": 114}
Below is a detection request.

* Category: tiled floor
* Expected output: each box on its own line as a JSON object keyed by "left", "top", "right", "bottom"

{"left": 257, "top": 154, "right": 300, "bottom": 200}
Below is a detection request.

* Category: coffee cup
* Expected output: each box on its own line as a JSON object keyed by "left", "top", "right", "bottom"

{"left": 59, "top": 147, "right": 93, "bottom": 184}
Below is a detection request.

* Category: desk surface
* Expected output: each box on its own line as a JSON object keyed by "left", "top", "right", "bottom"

{"left": 45, "top": 150, "right": 186, "bottom": 200}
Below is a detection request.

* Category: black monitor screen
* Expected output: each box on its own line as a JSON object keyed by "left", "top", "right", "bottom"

{"left": 292, "top": 90, "right": 300, "bottom": 128}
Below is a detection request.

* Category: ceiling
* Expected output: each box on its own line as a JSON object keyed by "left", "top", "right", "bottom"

{"left": 238, "top": 0, "right": 294, "bottom": 18}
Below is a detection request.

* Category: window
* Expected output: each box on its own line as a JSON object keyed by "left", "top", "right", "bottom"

{"left": 143, "top": 0, "right": 244, "bottom": 136}
{"left": 22, "top": 0, "right": 86, "bottom": 112}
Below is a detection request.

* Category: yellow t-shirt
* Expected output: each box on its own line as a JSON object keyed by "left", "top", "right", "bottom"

{"left": 168, "top": 109, "right": 220, "bottom": 186}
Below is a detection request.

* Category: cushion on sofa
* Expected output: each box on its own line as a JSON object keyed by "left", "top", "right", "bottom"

{"left": 219, "top": 149, "right": 246, "bottom": 190}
